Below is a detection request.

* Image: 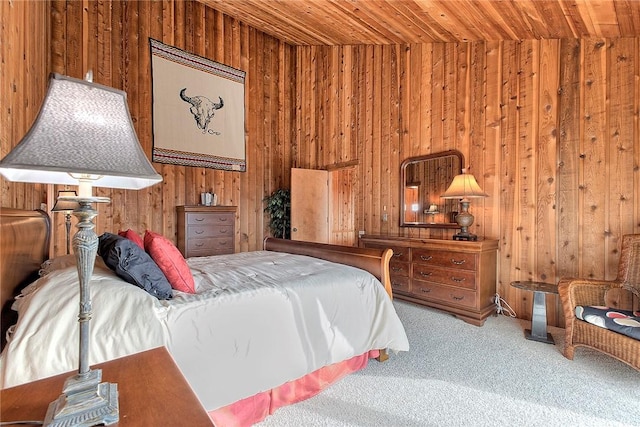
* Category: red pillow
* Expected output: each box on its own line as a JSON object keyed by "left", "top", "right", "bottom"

{"left": 144, "top": 230, "right": 195, "bottom": 294}
{"left": 118, "top": 229, "right": 144, "bottom": 249}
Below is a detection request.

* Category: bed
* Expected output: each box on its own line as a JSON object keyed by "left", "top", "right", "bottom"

{"left": 0, "top": 208, "right": 409, "bottom": 426}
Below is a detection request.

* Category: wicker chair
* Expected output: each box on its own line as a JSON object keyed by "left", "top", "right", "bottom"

{"left": 557, "top": 234, "right": 640, "bottom": 371}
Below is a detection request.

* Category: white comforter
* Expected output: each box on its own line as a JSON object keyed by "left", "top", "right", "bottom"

{"left": 0, "top": 251, "right": 409, "bottom": 411}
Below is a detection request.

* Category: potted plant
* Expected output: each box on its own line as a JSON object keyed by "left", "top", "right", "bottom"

{"left": 264, "top": 188, "right": 291, "bottom": 239}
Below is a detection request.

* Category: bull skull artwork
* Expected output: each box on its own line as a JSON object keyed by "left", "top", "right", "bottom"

{"left": 180, "top": 88, "right": 224, "bottom": 134}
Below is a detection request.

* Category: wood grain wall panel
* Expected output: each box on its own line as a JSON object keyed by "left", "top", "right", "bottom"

{"left": 498, "top": 40, "right": 518, "bottom": 309}
{"left": 582, "top": 39, "right": 609, "bottom": 279}
{"left": 537, "top": 39, "right": 561, "bottom": 326}
{"left": 468, "top": 42, "right": 486, "bottom": 239}
{"left": 0, "top": 0, "right": 49, "bottom": 234}
{"left": 557, "top": 39, "right": 582, "bottom": 288}
{"left": 607, "top": 38, "right": 636, "bottom": 276}
{"left": 635, "top": 38, "right": 640, "bottom": 237}
{"left": 515, "top": 40, "right": 539, "bottom": 319}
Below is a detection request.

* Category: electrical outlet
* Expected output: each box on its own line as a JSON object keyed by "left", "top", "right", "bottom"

{"left": 40, "top": 203, "right": 47, "bottom": 211}
{"left": 358, "top": 230, "right": 365, "bottom": 238}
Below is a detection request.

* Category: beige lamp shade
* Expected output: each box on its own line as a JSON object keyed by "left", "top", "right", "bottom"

{"left": 441, "top": 169, "right": 488, "bottom": 200}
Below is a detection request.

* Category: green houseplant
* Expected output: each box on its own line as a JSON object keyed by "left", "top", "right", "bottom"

{"left": 264, "top": 188, "right": 291, "bottom": 239}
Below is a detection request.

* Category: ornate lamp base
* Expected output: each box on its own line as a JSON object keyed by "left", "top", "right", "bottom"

{"left": 44, "top": 369, "right": 118, "bottom": 426}
{"left": 46, "top": 196, "right": 119, "bottom": 427}
{"left": 453, "top": 200, "right": 478, "bottom": 241}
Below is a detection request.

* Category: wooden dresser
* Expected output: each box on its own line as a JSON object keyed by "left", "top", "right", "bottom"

{"left": 360, "top": 235, "right": 498, "bottom": 326}
{"left": 177, "top": 205, "right": 236, "bottom": 258}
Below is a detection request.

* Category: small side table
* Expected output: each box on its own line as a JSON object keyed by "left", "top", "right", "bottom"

{"left": 0, "top": 347, "right": 213, "bottom": 426}
{"left": 510, "top": 281, "right": 558, "bottom": 344}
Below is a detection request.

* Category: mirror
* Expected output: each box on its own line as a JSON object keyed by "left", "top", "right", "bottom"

{"left": 400, "top": 150, "right": 464, "bottom": 228}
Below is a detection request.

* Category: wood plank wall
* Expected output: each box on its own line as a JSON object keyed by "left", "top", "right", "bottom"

{"left": 293, "top": 40, "right": 640, "bottom": 327}
{"left": 2, "top": 1, "right": 295, "bottom": 256}
{"left": 3, "top": 1, "right": 640, "bottom": 327}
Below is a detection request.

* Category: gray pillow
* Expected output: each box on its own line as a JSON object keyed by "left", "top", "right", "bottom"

{"left": 98, "top": 232, "right": 172, "bottom": 300}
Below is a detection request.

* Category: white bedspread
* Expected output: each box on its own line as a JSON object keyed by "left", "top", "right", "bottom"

{"left": 0, "top": 251, "right": 409, "bottom": 411}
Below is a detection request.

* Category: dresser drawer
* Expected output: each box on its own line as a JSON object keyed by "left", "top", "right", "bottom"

{"left": 362, "top": 242, "right": 410, "bottom": 263}
{"left": 187, "top": 237, "right": 234, "bottom": 256}
{"left": 390, "top": 275, "right": 410, "bottom": 293}
{"left": 187, "top": 224, "right": 233, "bottom": 239}
{"left": 412, "top": 265, "right": 476, "bottom": 290}
{"left": 412, "top": 282, "right": 477, "bottom": 309}
{"left": 186, "top": 212, "right": 234, "bottom": 226}
{"left": 389, "top": 260, "right": 410, "bottom": 277}
{"left": 412, "top": 248, "right": 476, "bottom": 271}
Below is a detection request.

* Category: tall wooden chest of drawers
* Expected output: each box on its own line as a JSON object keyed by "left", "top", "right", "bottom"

{"left": 360, "top": 236, "right": 498, "bottom": 326}
{"left": 177, "top": 205, "right": 236, "bottom": 258}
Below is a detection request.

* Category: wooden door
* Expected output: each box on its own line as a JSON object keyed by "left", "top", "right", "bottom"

{"left": 291, "top": 168, "right": 329, "bottom": 243}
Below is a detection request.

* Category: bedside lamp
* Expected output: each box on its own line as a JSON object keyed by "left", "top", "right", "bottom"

{"left": 51, "top": 190, "right": 81, "bottom": 255}
{"left": 0, "top": 72, "right": 162, "bottom": 426}
{"left": 441, "top": 168, "right": 488, "bottom": 241}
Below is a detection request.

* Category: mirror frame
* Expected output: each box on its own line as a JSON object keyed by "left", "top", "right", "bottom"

{"left": 400, "top": 150, "right": 464, "bottom": 228}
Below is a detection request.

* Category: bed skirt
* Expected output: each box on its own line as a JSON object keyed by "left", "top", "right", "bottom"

{"left": 209, "top": 349, "right": 380, "bottom": 426}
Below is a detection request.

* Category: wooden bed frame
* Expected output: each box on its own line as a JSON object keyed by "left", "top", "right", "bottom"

{"left": 263, "top": 236, "right": 393, "bottom": 299}
{"left": 0, "top": 208, "right": 51, "bottom": 349}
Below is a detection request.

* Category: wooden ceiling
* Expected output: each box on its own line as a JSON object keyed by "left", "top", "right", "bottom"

{"left": 197, "top": 0, "right": 640, "bottom": 45}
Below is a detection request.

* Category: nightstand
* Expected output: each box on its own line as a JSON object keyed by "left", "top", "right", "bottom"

{"left": 0, "top": 347, "right": 213, "bottom": 426}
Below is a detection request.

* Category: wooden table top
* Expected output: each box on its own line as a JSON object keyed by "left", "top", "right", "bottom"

{"left": 510, "top": 280, "right": 558, "bottom": 294}
{"left": 0, "top": 346, "right": 214, "bottom": 426}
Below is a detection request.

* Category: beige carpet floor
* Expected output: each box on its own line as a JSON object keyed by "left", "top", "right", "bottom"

{"left": 257, "top": 300, "right": 640, "bottom": 427}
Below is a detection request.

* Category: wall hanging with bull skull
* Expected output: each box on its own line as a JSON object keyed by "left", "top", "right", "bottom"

{"left": 150, "top": 38, "right": 246, "bottom": 172}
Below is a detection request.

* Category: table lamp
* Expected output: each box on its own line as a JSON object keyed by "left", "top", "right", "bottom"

{"left": 51, "top": 190, "right": 81, "bottom": 255}
{"left": 0, "top": 72, "right": 162, "bottom": 426}
{"left": 441, "top": 168, "right": 488, "bottom": 241}
{"left": 425, "top": 203, "right": 439, "bottom": 224}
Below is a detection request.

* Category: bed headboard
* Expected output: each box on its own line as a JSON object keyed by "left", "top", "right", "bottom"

{"left": 0, "top": 208, "right": 51, "bottom": 312}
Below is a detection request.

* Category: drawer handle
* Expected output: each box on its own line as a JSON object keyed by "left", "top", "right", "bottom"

{"left": 451, "top": 277, "right": 465, "bottom": 282}
{"left": 420, "top": 255, "right": 432, "bottom": 261}
{"left": 420, "top": 288, "right": 431, "bottom": 293}
{"left": 195, "top": 243, "right": 204, "bottom": 247}
{"left": 451, "top": 295, "right": 464, "bottom": 301}
{"left": 217, "top": 241, "right": 228, "bottom": 246}
{"left": 451, "top": 258, "right": 466, "bottom": 265}
{"left": 195, "top": 217, "right": 205, "bottom": 222}
{"left": 392, "top": 282, "right": 402, "bottom": 288}
{"left": 218, "top": 217, "right": 228, "bottom": 222}
{"left": 393, "top": 252, "right": 403, "bottom": 258}
{"left": 419, "top": 271, "right": 432, "bottom": 277}
{"left": 195, "top": 230, "right": 204, "bottom": 234}
{"left": 391, "top": 266, "right": 404, "bottom": 272}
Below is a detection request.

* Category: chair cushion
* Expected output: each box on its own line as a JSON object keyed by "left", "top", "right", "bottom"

{"left": 575, "top": 305, "right": 640, "bottom": 340}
